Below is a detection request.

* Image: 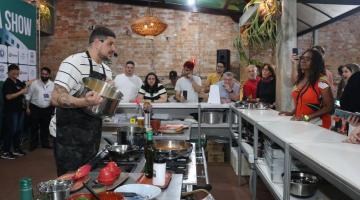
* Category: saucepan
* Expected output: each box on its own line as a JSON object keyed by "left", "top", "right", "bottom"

{"left": 153, "top": 140, "right": 193, "bottom": 160}
{"left": 76, "top": 77, "right": 123, "bottom": 117}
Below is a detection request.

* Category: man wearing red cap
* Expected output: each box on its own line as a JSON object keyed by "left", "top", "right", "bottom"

{"left": 175, "top": 61, "right": 202, "bottom": 103}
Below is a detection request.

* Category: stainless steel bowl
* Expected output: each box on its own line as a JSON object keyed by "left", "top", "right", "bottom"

{"left": 202, "top": 111, "right": 224, "bottom": 124}
{"left": 38, "top": 180, "right": 72, "bottom": 200}
{"left": 76, "top": 77, "right": 123, "bottom": 117}
{"left": 290, "top": 172, "right": 319, "bottom": 198}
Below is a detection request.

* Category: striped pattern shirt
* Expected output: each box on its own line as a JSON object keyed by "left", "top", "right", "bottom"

{"left": 54, "top": 52, "right": 112, "bottom": 95}
{"left": 138, "top": 84, "right": 167, "bottom": 101}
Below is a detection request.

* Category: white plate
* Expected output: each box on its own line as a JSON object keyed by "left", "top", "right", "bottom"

{"left": 115, "top": 184, "right": 161, "bottom": 199}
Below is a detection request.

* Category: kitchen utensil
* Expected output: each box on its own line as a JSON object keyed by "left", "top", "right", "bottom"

{"left": 115, "top": 184, "right": 161, "bottom": 199}
{"left": 290, "top": 171, "right": 319, "bottom": 197}
{"left": 76, "top": 77, "right": 123, "bottom": 117}
{"left": 117, "top": 126, "right": 145, "bottom": 148}
{"left": 83, "top": 181, "right": 100, "bottom": 200}
{"left": 153, "top": 140, "right": 192, "bottom": 160}
{"left": 38, "top": 180, "right": 72, "bottom": 200}
{"left": 202, "top": 111, "right": 224, "bottom": 124}
{"left": 103, "top": 137, "right": 139, "bottom": 159}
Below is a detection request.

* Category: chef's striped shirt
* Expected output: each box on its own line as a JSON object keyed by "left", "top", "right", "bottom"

{"left": 54, "top": 52, "right": 112, "bottom": 96}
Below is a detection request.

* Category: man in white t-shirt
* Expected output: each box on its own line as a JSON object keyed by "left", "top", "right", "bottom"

{"left": 175, "top": 61, "right": 202, "bottom": 103}
{"left": 114, "top": 61, "right": 143, "bottom": 103}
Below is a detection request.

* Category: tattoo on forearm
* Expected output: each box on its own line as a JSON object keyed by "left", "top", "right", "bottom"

{"left": 53, "top": 85, "right": 76, "bottom": 108}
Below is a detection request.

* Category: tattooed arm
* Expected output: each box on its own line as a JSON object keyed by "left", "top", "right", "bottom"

{"left": 51, "top": 84, "right": 102, "bottom": 108}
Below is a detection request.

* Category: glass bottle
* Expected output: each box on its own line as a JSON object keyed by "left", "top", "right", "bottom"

{"left": 144, "top": 129, "right": 155, "bottom": 178}
{"left": 20, "top": 177, "right": 33, "bottom": 200}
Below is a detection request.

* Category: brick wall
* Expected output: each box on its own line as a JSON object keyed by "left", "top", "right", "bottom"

{"left": 298, "top": 11, "right": 360, "bottom": 84}
{"left": 40, "top": 0, "right": 239, "bottom": 80}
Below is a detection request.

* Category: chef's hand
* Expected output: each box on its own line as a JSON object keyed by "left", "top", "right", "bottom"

{"left": 106, "top": 80, "right": 115, "bottom": 86}
{"left": 84, "top": 91, "right": 103, "bottom": 106}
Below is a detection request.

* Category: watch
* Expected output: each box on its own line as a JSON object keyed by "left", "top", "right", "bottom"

{"left": 303, "top": 115, "right": 310, "bottom": 122}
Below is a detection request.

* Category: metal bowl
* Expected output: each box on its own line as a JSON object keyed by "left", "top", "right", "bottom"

{"left": 76, "top": 77, "right": 123, "bottom": 117}
{"left": 290, "top": 171, "right": 319, "bottom": 198}
{"left": 38, "top": 179, "right": 73, "bottom": 200}
{"left": 202, "top": 111, "right": 225, "bottom": 124}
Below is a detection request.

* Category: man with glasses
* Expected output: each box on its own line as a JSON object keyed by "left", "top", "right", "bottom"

{"left": 218, "top": 72, "right": 240, "bottom": 104}
{"left": 26, "top": 67, "right": 55, "bottom": 151}
{"left": 204, "top": 62, "right": 225, "bottom": 92}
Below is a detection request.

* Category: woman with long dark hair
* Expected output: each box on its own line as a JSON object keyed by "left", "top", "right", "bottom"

{"left": 337, "top": 63, "right": 359, "bottom": 100}
{"left": 137, "top": 72, "right": 167, "bottom": 103}
{"left": 256, "top": 63, "right": 276, "bottom": 104}
{"left": 280, "top": 49, "right": 334, "bottom": 129}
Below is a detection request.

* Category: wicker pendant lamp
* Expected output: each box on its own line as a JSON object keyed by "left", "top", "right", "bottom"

{"left": 131, "top": 7, "right": 167, "bottom": 37}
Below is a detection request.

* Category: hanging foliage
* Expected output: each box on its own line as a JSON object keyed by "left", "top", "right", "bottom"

{"left": 241, "top": 0, "right": 281, "bottom": 48}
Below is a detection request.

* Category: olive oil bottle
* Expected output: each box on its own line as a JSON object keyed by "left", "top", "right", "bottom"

{"left": 144, "top": 129, "right": 155, "bottom": 178}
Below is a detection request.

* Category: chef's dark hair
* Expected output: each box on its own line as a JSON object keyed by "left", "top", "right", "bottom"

{"left": 89, "top": 26, "right": 116, "bottom": 44}
{"left": 8, "top": 64, "right": 19, "bottom": 71}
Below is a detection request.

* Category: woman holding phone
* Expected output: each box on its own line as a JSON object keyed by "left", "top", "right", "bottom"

{"left": 280, "top": 48, "right": 334, "bottom": 129}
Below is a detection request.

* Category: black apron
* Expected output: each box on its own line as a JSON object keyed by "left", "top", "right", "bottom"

{"left": 55, "top": 51, "right": 106, "bottom": 176}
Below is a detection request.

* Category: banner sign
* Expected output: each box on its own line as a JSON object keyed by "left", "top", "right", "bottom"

{"left": 0, "top": 0, "right": 37, "bottom": 80}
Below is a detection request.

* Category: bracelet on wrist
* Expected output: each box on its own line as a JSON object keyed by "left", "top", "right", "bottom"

{"left": 303, "top": 115, "right": 310, "bottom": 122}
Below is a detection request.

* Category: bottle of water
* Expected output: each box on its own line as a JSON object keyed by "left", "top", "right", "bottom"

{"left": 20, "top": 177, "right": 33, "bottom": 200}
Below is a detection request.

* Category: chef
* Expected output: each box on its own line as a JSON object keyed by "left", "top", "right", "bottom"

{"left": 51, "top": 26, "right": 116, "bottom": 176}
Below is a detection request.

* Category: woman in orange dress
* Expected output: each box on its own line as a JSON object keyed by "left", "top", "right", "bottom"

{"left": 280, "top": 49, "right": 334, "bottom": 129}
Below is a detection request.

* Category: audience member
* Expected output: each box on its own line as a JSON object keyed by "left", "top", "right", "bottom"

{"left": 137, "top": 72, "right": 167, "bottom": 103}
{"left": 114, "top": 61, "right": 142, "bottom": 102}
{"left": 218, "top": 72, "right": 240, "bottom": 104}
{"left": 175, "top": 61, "right": 202, "bottom": 103}
{"left": 26, "top": 67, "right": 55, "bottom": 151}
{"left": 280, "top": 49, "right": 334, "bottom": 129}
{"left": 1, "top": 64, "right": 27, "bottom": 159}
{"left": 163, "top": 71, "right": 178, "bottom": 102}
{"left": 204, "top": 62, "right": 225, "bottom": 92}
{"left": 341, "top": 71, "right": 360, "bottom": 112}
{"left": 243, "top": 64, "right": 260, "bottom": 101}
{"left": 337, "top": 64, "right": 359, "bottom": 100}
{"left": 256, "top": 63, "right": 276, "bottom": 105}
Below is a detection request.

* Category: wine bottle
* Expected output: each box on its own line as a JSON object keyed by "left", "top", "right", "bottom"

{"left": 144, "top": 129, "right": 155, "bottom": 178}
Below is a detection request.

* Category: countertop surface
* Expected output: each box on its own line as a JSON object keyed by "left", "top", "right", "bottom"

{"left": 236, "top": 108, "right": 292, "bottom": 123}
{"left": 258, "top": 120, "right": 346, "bottom": 144}
{"left": 291, "top": 142, "right": 360, "bottom": 193}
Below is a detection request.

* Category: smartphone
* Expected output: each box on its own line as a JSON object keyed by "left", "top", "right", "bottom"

{"left": 182, "top": 90, "right": 188, "bottom": 100}
{"left": 334, "top": 109, "right": 360, "bottom": 119}
{"left": 292, "top": 48, "right": 298, "bottom": 55}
